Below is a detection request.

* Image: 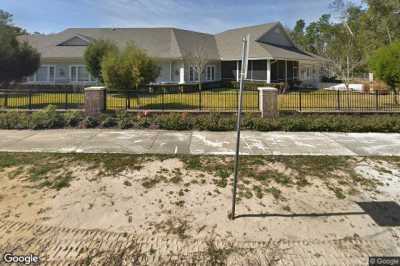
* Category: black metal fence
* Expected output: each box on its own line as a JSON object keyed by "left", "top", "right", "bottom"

{"left": 106, "top": 89, "right": 260, "bottom": 112}
{"left": 0, "top": 89, "right": 85, "bottom": 110}
{"left": 2, "top": 88, "right": 400, "bottom": 113}
{"left": 279, "top": 91, "right": 400, "bottom": 112}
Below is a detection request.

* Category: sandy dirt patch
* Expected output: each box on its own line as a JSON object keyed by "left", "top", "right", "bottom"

{"left": 0, "top": 154, "right": 400, "bottom": 265}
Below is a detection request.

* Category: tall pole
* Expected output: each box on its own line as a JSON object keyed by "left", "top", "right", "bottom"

{"left": 231, "top": 35, "right": 250, "bottom": 220}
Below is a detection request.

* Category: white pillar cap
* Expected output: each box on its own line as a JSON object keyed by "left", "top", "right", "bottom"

{"left": 84, "top": 86, "right": 106, "bottom": 91}
{"left": 258, "top": 87, "right": 278, "bottom": 92}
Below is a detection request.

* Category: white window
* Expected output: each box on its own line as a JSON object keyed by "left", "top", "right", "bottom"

{"left": 33, "top": 65, "right": 55, "bottom": 82}
{"left": 78, "top": 66, "right": 89, "bottom": 81}
{"left": 70, "top": 66, "right": 77, "bottom": 82}
{"left": 57, "top": 66, "right": 68, "bottom": 79}
{"left": 189, "top": 65, "right": 199, "bottom": 82}
{"left": 206, "top": 65, "right": 215, "bottom": 81}
{"left": 49, "top": 66, "right": 55, "bottom": 81}
{"left": 70, "top": 65, "right": 91, "bottom": 82}
{"left": 36, "top": 66, "right": 48, "bottom": 81}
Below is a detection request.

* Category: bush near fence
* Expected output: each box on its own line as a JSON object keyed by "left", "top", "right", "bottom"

{"left": 1, "top": 105, "right": 400, "bottom": 132}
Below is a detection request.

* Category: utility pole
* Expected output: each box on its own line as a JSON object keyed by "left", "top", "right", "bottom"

{"left": 231, "top": 35, "right": 250, "bottom": 220}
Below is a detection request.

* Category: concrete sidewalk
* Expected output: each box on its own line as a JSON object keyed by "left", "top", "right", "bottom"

{"left": 1, "top": 129, "right": 400, "bottom": 156}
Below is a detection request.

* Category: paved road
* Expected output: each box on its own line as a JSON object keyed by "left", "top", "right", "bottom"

{"left": 0, "top": 129, "right": 400, "bottom": 156}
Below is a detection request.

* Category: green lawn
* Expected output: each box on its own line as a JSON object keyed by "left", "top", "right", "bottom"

{"left": 279, "top": 90, "right": 400, "bottom": 111}
{"left": 0, "top": 90, "right": 260, "bottom": 111}
{"left": 1, "top": 90, "right": 399, "bottom": 112}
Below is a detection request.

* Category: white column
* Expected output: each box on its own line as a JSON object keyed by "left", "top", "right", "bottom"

{"left": 250, "top": 60, "right": 253, "bottom": 80}
{"left": 170, "top": 62, "right": 173, "bottom": 82}
{"left": 285, "top": 60, "right": 288, "bottom": 83}
{"left": 267, "top": 59, "right": 271, "bottom": 84}
{"left": 179, "top": 63, "right": 185, "bottom": 84}
{"left": 236, "top": 60, "right": 240, "bottom": 82}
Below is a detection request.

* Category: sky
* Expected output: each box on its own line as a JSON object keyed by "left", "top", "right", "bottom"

{"left": 1, "top": 0, "right": 363, "bottom": 34}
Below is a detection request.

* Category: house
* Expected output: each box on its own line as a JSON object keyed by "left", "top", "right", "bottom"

{"left": 18, "top": 22, "right": 328, "bottom": 88}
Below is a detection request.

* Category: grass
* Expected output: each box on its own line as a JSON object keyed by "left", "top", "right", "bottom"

{"left": 279, "top": 90, "right": 400, "bottom": 111}
{"left": 0, "top": 153, "right": 393, "bottom": 199}
{"left": 0, "top": 89, "right": 259, "bottom": 111}
{"left": 2, "top": 89, "right": 399, "bottom": 111}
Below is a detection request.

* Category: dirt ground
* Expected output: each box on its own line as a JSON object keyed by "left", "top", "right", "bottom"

{"left": 0, "top": 154, "right": 400, "bottom": 265}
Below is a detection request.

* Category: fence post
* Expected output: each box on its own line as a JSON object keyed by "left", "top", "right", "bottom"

{"left": 258, "top": 87, "right": 278, "bottom": 118}
{"left": 198, "top": 89, "right": 202, "bottom": 110}
{"left": 28, "top": 90, "right": 32, "bottom": 110}
{"left": 127, "top": 93, "right": 131, "bottom": 109}
{"left": 336, "top": 90, "right": 340, "bottom": 111}
{"left": 375, "top": 90, "right": 379, "bottom": 111}
{"left": 162, "top": 88, "right": 165, "bottom": 110}
{"left": 103, "top": 89, "right": 107, "bottom": 111}
{"left": 65, "top": 91, "right": 68, "bottom": 110}
{"left": 84, "top": 87, "right": 106, "bottom": 116}
{"left": 5, "top": 93, "right": 8, "bottom": 108}
{"left": 299, "top": 91, "right": 302, "bottom": 112}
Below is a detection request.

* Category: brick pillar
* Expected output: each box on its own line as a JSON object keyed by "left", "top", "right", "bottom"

{"left": 258, "top": 87, "right": 278, "bottom": 118}
{"left": 84, "top": 87, "right": 106, "bottom": 116}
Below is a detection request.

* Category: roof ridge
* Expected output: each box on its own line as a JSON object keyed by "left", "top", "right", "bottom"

{"left": 216, "top": 22, "right": 280, "bottom": 35}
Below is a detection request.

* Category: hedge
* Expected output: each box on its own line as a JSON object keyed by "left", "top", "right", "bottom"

{"left": 0, "top": 105, "right": 399, "bottom": 132}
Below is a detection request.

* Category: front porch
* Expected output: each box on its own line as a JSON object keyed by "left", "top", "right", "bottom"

{"left": 221, "top": 59, "right": 321, "bottom": 87}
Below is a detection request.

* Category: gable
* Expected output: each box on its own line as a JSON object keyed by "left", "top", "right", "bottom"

{"left": 58, "top": 36, "right": 90, "bottom": 46}
{"left": 257, "top": 25, "right": 294, "bottom": 48}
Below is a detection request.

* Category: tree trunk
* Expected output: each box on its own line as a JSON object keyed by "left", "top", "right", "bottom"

{"left": 394, "top": 89, "right": 399, "bottom": 105}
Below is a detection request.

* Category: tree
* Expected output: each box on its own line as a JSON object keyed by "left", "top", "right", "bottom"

{"left": 0, "top": 9, "right": 26, "bottom": 35}
{"left": 182, "top": 37, "right": 212, "bottom": 91}
{"left": 101, "top": 43, "right": 160, "bottom": 93}
{"left": 362, "top": 0, "right": 400, "bottom": 45}
{"left": 369, "top": 41, "right": 400, "bottom": 103}
{"left": 84, "top": 40, "right": 117, "bottom": 82}
{"left": 0, "top": 9, "right": 40, "bottom": 89}
{"left": 325, "top": 2, "right": 365, "bottom": 88}
{"left": 291, "top": 19, "right": 306, "bottom": 48}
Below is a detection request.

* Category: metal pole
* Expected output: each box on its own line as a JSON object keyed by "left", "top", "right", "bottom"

{"left": 231, "top": 35, "right": 250, "bottom": 220}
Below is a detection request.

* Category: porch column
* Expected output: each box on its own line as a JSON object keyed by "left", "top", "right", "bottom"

{"left": 170, "top": 62, "right": 173, "bottom": 82}
{"left": 267, "top": 59, "right": 271, "bottom": 84}
{"left": 236, "top": 60, "right": 239, "bottom": 82}
{"left": 179, "top": 63, "right": 185, "bottom": 84}
{"left": 285, "top": 60, "right": 288, "bottom": 84}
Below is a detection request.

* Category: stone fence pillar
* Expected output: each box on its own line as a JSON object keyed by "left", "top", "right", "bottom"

{"left": 84, "top": 87, "right": 106, "bottom": 116}
{"left": 258, "top": 87, "right": 278, "bottom": 118}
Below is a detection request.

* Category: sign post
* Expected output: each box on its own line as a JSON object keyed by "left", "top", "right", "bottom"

{"left": 231, "top": 35, "right": 250, "bottom": 220}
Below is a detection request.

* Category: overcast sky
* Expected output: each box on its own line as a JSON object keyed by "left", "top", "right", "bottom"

{"left": 1, "top": 0, "right": 363, "bottom": 34}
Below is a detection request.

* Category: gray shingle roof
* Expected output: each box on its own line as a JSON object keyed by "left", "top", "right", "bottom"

{"left": 18, "top": 23, "right": 326, "bottom": 62}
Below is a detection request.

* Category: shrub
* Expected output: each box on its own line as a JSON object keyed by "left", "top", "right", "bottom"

{"left": 84, "top": 40, "right": 118, "bottom": 82}
{"left": 251, "top": 117, "right": 280, "bottom": 131}
{"left": 369, "top": 41, "right": 400, "bottom": 99}
{"left": 30, "top": 105, "right": 64, "bottom": 129}
{"left": 100, "top": 115, "right": 117, "bottom": 128}
{"left": 101, "top": 43, "right": 160, "bottom": 93}
{"left": 64, "top": 110, "right": 84, "bottom": 127}
{"left": 193, "top": 113, "right": 235, "bottom": 131}
{"left": 0, "top": 111, "right": 30, "bottom": 129}
{"left": 116, "top": 110, "right": 133, "bottom": 129}
{"left": 157, "top": 113, "right": 193, "bottom": 130}
{"left": 80, "top": 116, "right": 99, "bottom": 128}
